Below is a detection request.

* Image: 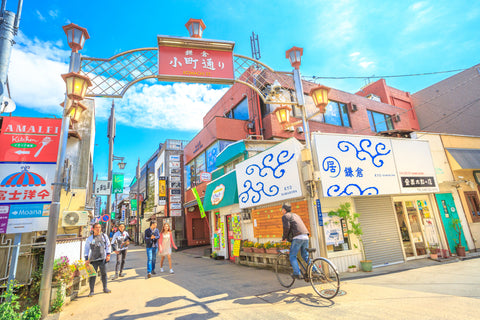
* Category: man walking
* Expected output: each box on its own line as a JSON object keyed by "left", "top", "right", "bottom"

{"left": 85, "top": 223, "right": 112, "bottom": 297}
{"left": 111, "top": 223, "right": 131, "bottom": 279}
{"left": 281, "top": 203, "right": 310, "bottom": 279}
{"left": 145, "top": 220, "right": 160, "bottom": 278}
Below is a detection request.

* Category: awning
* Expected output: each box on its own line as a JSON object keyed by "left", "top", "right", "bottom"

{"left": 203, "top": 170, "right": 238, "bottom": 211}
{"left": 446, "top": 148, "right": 480, "bottom": 169}
{"left": 215, "top": 141, "right": 246, "bottom": 167}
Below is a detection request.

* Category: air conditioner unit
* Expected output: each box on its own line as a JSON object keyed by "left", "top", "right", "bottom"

{"left": 350, "top": 103, "right": 358, "bottom": 112}
{"left": 62, "top": 211, "right": 89, "bottom": 227}
{"left": 393, "top": 113, "right": 401, "bottom": 122}
{"left": 285, "top": 126, "right": 295, "bottom": 132}
{"left": 297, "top": 127, "right": 304, "bottom": 133}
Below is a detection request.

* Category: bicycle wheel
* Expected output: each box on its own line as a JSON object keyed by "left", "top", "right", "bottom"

{"left": 308, "top": 258, "right": 340, "bottom": 299}
{"left": 275, "top": 252, "right": 295, "bottom": 288}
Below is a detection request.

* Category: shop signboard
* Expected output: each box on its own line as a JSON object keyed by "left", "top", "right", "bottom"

{"left": 112, "top": 173, "right": 124, "bottom": 194}
{"left": 236, "top": 138, "right": 304, "bottom": 209}
{"left": 0, "top": 163, "right": 56, "bottom": 203}
{"left": 158, "top": 36, "right": 234, "bottom": 84}
{"left": 170, "top": 202, "right": 181, "bottom": 210}
{"left": 169, "top": 155, "right": 180, "bottom": 161}
{"left": 94, "top": 180, "right": 111, "bottom": 195}
{"left": 158, "top": 177, "right": 166, "bottom": 200}
{"left": 0, "top": 205, "right": 9, "bottom": 233}
{"left": 0, "top": 117, "right": 62, "bottom": 163}
{"left": 3, "top": 203, "right": 50, "bottom": 234}
{"left": 170, "top": 209, "right": 182, "bottom": 217}
{"left": 313, "top": 133, "right": 439, "bottom": 197}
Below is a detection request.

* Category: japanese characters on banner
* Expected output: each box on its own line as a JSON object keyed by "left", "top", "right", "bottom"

{"left": 236, "top": 138, "right": 304, "bottom": 209}
{"left": 158, "top": 36, "right": 234, "bottom": 84}
{"left": 0, "top": 117, "right": 61, "bottom": 234}
{"left": 112, "top": 173, "right": 124, "bottom": 194}
{"left": 313, "top": 133, "right": 439, "bottom": 197}
{"left": 94, "top": 180, "right": 111, "bottom": 195}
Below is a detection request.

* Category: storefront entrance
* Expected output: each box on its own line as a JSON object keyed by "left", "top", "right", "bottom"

{"left": 394, "top": 197, "right": 439, "bottom": 259}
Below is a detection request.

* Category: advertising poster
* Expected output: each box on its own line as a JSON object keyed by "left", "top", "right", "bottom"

{"left": 0, "top": 117, "right": 62, "bottom": 163}
{"left": 112, "top": 173, "right": 124, "bottom": 194}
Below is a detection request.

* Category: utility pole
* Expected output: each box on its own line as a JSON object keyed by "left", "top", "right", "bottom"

{"left": 106, "top": 101, "right": 115, "bottom": 233}
{"left": 136, "top": 158, "right": 140, "bottom": 244}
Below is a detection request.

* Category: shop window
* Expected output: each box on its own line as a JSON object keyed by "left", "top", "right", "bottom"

{"left": 324, "top": 101, "right": 351, "bottom": 127}
{"left": 324, "top": 214, "right": 351, "bottom": 252}
{"left": 464, "top": 191, "right": 480, "bottom": 223}
{"left": 368, "top": 110, "right": 394, "bottom": 132}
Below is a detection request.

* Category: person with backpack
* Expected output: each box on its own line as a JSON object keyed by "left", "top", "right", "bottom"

{"left": 281, "top": 202, "right": 310, "bottom": 279}
{"left": 111, "top": 223, "right": 132, "bottom": 279}
{"left": 84, "top": 223, "right": 112, "bottom": 297}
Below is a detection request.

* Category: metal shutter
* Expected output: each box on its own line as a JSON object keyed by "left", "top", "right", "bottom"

{"left": 354, "top": 197, "right": 404, "bottom": 268}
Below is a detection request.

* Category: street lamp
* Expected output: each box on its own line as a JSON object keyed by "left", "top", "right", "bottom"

{"left": 38, "top": 23, "right": 91, "bottom": 318}
{"left": 310, "top": 85, "right": 331, "bottom": 114}
{"left": 272, "top": 46, "right": 328, "bottom": 260}
{"left": 60, "top": 100, "right": 87, "bottom": 123}
{"left": 185, "top": 18, "right": 206, "bottom": 38}
{"left": 113, "top": 155, "right": 126, "bottom": 169}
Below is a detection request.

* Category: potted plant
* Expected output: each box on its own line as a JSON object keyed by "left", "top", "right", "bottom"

{"left": 429, "top": 245, "right": 439, "bottom": 260}
{"left": 252, "top": 242, "right": 265, "bottom": 253}
{"left": 329, "top": 203, "right": 372, "bottom": 272}
{"left": 242, "top": 240, "right": 254, "bottom": 253}
{"left": 264, "top": 241, "right": 278, "bottom": 254}
{"left": 210, "top": 251, "right": 218, "bottom": 259}
{"left": 452, "top": 218, "right": 466, "bottom": 257}
{"left": 348, "top": 265, "right": 357, "bottom": 272}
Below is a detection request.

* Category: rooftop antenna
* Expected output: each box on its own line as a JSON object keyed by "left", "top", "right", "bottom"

{"left": 250, "top": 31, "right": 261, "bottom": 60}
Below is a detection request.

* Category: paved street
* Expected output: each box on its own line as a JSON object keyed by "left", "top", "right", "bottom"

{"left": 54, "top": 246, "right": 480, "bottom": 320}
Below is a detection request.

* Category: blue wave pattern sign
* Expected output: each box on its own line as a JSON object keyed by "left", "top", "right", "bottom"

{"left": 315, "top": 134, "right": 399, "bottom": 197}
{"left": 236, "top": 138, "right": 304, "bottom": 209}
{"left": 314, "top": 134, "right": 439, "bottom": 197}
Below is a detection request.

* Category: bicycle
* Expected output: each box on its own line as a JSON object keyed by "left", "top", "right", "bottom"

{"left": 274, "top": 247, "right": 340, "bottom": 299}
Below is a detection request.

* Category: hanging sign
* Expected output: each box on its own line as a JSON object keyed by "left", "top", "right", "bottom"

{"left": 0, "top": 117, "right": 62, "bottom": 163}
{"left": 94, "top": 180, "right": 112, "bottom": 195}
{"left": 112, "top": 173, "right": 124, "bottom": 194}
{"left": 158, "top": 36, "right": 235, "bottom": 84}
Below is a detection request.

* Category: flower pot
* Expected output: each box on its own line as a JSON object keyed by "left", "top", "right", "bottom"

{"left": 265, "top": 248, "right": 278, "bottom": 254}
{"left": 430, "top": 253, "right": 438, "bottom": 260}
{"left": 456, "top": 245, "right": 466, "bottom": 257}
{"left": 242, "top": 247, "right": 253, "bottom": 253}
{"left": 252, "top": 248, "right": 265, "bottom": 253}
{"left": 348, "top": 267, "right": 357, "bottom": 273}
{"left": 360, "top": 260, "right": 372, "bottom": 272}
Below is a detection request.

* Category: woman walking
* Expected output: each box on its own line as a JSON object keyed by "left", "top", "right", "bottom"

{"left": 158, "top": 223, "right": 177, "bottom": 274}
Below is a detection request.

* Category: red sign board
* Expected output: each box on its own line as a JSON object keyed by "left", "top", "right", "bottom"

{"left": 158, "top": 36, "right": 235, "bottom": 84}
{"left": 0, "top": 117, "right": 62, "bottom": 163}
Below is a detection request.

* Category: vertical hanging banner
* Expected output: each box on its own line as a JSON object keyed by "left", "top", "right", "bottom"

{"left": 130, "top": 199, "right": 137, "bottom": 216}
{"left": 157, "top": 36, "right": 235, "bottom": 85}
{"left": 191, "top": 187, "right": 205, "bottom": 218}
{"left": 112, "top": 173, "right": 124, "bottom": 194}
{"left": 158, "top": 177, "right": 167, "bottom": 200}
{"left": 0, "top": 117, "right": 62, "bottom": 163}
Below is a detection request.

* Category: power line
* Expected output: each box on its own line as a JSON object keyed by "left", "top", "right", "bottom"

{"left": 304, "top": 68, "right": 467, "bottom": 81}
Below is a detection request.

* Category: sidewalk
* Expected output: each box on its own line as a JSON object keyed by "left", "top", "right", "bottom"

{"left": 178, "top": 244, "right": 480, "bottom": 280}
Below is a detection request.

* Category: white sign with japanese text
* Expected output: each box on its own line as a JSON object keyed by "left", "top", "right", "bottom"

{"left": 236, "top": 138, "right": 304, "bottom": 209}
{"left": 94, "top": 180, "right": 112, "bottom": 195}
{"left": 0, "top": 163, "right": 55, "bottom": 203}
{"left": 313, "top": 133, "right": 438, "bottom": 197}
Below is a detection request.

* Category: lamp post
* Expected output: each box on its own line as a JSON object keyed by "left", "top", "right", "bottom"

{"left": 38, "top": 23, "right": 90, "bottom": 318}
{"left": 275, "top": 46, "right": 328, "bottom": 259}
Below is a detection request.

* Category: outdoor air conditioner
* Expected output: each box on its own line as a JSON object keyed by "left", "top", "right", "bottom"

{"left": 350, "top": 103, "right": 358, "bottom": 112}
{"left": 393, "top": 113, "right": 401, "bottom": 122}
{"left": 297, "top": 127, "right": 304, "bottom": 133}
{"left": 62, "top": 211, "right": 89, "bottom": 227}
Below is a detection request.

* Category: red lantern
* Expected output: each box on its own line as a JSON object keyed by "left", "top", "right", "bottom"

{"left": 185, "top": 18, "right": 206, "bottom": 38}
{"left": 286, "top": 47, "right": 303, "bottom": 69}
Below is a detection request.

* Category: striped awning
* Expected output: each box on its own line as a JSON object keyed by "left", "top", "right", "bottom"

{"left": 0, "top": 166, "right": 46, "bottom": 187}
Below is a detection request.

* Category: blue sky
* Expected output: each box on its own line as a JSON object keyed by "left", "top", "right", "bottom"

{"left": 3, "top": 0, "right": 480, "bottom": 186}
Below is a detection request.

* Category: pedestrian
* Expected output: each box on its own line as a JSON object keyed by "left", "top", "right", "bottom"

{"left": 158, "top": 223, "right": 178, "bottom": 274}
{"left": 144, "top": 220, "right": 160, "bottom": 278}
{"left": 281, "top": 202, "right": 310, "bottom": 279}
{"left": 84, "top": 223, "right": 112, "bottom": 297}
{"left": 111, "top": 223, "right": 131, "bottom": 279}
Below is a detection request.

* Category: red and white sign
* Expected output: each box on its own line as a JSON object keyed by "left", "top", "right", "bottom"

{"left": 0, "top": 163, "right": 56, "bottom": 203}
{"left": 158, "top": 44, "right": 234, "bottom": 82}
{"left": 0, "top": 117, "right": 62, "bottom": 163}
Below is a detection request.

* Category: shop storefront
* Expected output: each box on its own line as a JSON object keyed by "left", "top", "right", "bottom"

{"left": 203, "top": 170, "right": 240, "bottom": 259}
{"left": 314, "top": 133, "right": 445, "bottom": 270}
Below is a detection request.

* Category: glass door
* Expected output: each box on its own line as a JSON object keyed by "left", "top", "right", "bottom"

{"left": 395, "top": 201, "right": 415, "bottom": 258}
{"left": 405, "top": 201, "right": 427, "bottom": 256}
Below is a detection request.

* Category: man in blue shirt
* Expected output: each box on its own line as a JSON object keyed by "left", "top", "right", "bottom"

{"left": 144, "top": 220, "right": 160, "bottom": 278}
{"left": 84, "top": 223, "right": 112, "bottom": 297}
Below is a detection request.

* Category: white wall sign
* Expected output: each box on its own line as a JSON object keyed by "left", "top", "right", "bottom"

{"left": 170, "top": 202, "right": 181, "bottom": 210}
{"left": 94, "top": 180, "right": 112, "bottom": 195}
{"left": 313, "top": 133, "right": 438, "bottom": 197}
{"left": 236, "top": 138, "right": 304, "bottom": 208}
{"left": 170, "top": 209, "right": 182, "bottom": 217}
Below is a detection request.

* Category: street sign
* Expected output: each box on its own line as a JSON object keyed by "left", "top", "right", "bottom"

{"left": 94, "top": 180, "right": 112, "bottom": 195}
{"left": 0, "top": 117, "right": 62, "bottom": 162}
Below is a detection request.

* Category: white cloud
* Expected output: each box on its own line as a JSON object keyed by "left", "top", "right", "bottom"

{"left": 48, "top": 10, "right": 59, "bottom": 19}
{"left": 36, "top": 10, "right": 45, "bottom": 22}
{"left": 358, "top": 61, "right": 374, "bottom": 69}
{"left": 350, "top": 52, "right": 360, "bottom": 58}
{"left": 9, "top": 33, "right": 229, "bottom": 130}
{"left": 349, "top": 51, "right": 375, "bottom": 69}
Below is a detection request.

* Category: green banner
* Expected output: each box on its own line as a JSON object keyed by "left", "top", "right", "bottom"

{"left": 130, "top": 199, "right": 137, "bottom": 211}
{"left": 112, "top": 173, "right": 124, "bottom": 194}
{"left": 192, "top": 187, "right": 206, "bottom": 218}
{"left": 111, "top": 211, "right": 116, "bottom": 219}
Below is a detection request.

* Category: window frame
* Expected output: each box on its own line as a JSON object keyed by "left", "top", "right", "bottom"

{"left": 464, "top": 191, "right": 480, "bottom": 223}
{"left": 367, "top": 110, "right": 394, "bottom": 132}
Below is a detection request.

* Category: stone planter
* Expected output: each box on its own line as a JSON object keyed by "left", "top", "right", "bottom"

{"left": 50, "top": 282, "right": 66, "bottom": 307}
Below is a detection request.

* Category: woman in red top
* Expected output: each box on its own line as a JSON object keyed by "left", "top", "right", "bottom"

{"left": 158, "top": 223, "right": 178, "bottom": 273}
